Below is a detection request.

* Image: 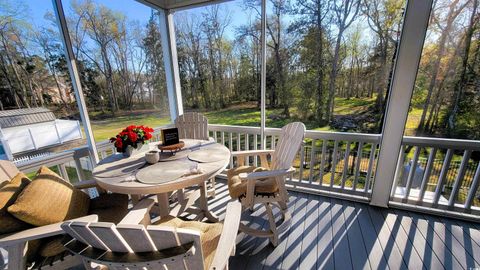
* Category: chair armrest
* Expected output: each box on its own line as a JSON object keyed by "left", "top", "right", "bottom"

{"left": 231, "top": 150, "right": 275, "bottom": 158}
{"left": 118, "top": 198, "right": 155, "bottom": 226}
{"left": 239, "top": 167, "right": 295, "bottom": 180}
{"left": 209, "top": 201, "right": 242, "bottom": 270}
{"left": 232, "top": 150, "right": 275, "bottom": 168}
{"left": 0, "top": 215, "right": 98, "bottom": 247}
{"left": 73, "top": 179, "right": 98, "bottom": 190}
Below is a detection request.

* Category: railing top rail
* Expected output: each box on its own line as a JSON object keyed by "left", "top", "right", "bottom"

{"left": 208, "top": 124, "right": 382, "bottom": 143}
{"left": 403, "top": 136, "right": 480, "bottom": 151}
{"left": 16, "top": 147, "right": 81, "bottom": 173}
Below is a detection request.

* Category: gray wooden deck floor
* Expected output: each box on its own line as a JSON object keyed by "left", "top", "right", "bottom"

{"left": 208, "top": 180, "right": 480, "bottom": 270}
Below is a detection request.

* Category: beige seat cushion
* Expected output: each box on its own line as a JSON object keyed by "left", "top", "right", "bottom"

{"left": 8, "top": 166, "right": 91, "bottom": 226}
{"left": 227, "top": 166, "right": 278, "bottom": 199}
{"left": 154, "top": 216, "right": 223, "bottom": 270}
{"left": 38, "top": 235, "right": 65, "bottom": 258}
{"left": 0, "top": 173, "right": 32, "bottom": 234}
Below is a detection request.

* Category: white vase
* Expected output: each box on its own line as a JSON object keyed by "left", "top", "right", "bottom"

{"left": 123, "top": 143, "right": 149, "bottom": 157}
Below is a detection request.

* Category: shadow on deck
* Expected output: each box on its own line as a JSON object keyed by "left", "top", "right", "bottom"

{"left": 209, "top": 180, "right": 480, "bottom": 270}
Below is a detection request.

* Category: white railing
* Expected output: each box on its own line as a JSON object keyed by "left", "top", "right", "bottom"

{"left": 13, "top": 123, "right": 480, "bottom": 220}
{"left": 390, "top": 136, "right": 480, "bottom": 216}
{"left": 208, "top": 124, "right": 382, "bottom": 201}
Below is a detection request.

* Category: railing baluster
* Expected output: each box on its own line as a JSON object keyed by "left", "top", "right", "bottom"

{"left": 237, "top": 133, "right": 241, "bottom": 151}
{"left": 353, "top": 141, "right": 363, "bottom": 191}
{"left": 213, "top": 131, "right": 218, "bottom": 142}
{"left": 221, "top": 131, "right": 225, "bottom": 146}
{"left": 464, "top": 161, "right": 480, "bottom": 210}
{"left": 319, "top": 140, "right": 327, "bottom": 185}
{"left": 448, "top": 150, "right": 472, "bottom": 207}
{"left": 404, "top": 146, "right": 421, "bottom": 200}
{"left": 245, "top": 134, "right": 249, "bottom": 165}
{"left": 330, "top": 141, "right": 339, "bottom": 187}
{"left": 308, "top": 140, "right": 316, "bottom": 184}
{"left": 254, "top": 134, "right": 258, "bottom": 166}
{"left": 299, "top": 143, "right": 305, "bottom": 182}
{"left": 364, "top": 143, "right": 376, "bottom": 192}
{"left": 391, "top": 145, "right": 406, "bottom": 196}
{"left": 229, "top": 133, "right": 233, "bottom": 168}
{"left": 341, "top": 142, "right": 351, "bottom": 189}
{"left": 58, "top": 164, "right": 70, "bottom": 183}
{"left": 74, "top": 157, "right": 86, "bottom": 182}
{"left": 100, "top": 150, "right": 107, "bottom": 160}
{"left": 433, "top": 149, "right": 453, "bottom": 205}
{"left": 272, "top": 135, "right": 276, "bottom": 150}
{"left": 419, "top": 147, "right": 437, "bottom": 201}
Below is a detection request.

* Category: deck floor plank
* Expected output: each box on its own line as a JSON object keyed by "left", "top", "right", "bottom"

{"left": 353, "top": 202, "right": 390, "bottom": 270}
{"left": 281, "top": 192, "right": 309, "bottom": 270}
{"left": 298, "top": 193, "right": 320, "bottom": 270}
{"left": 315, "top": 196, "right": 335, "bottom": 270}
{"left": 205, "top": 180, "right": 480, "bottom": 270}
{"left": 392, "top": 209, "right": 444, "bottom": 270}
{"left": 366, "top": 205, "right": 408, "bottom": 270}
{"left": 454, "top": 219, "right": 480, "bottom": 247}
{"left": 406, "top": 211, "right": 464, "bottom": 270}
{"left": 342, "top": 200, "right": 371, "bottom": 270}
{"left": 381, "top": 209, "right": 426, "bottom": 270}
{"left": 330, "top": 198, "right": 354, "bottom": 270}
{"left": 437, "top": 216, "right": 480, "bottom": 268}
{"left": 424, "top": 213, "right": 478, "bottom": 269}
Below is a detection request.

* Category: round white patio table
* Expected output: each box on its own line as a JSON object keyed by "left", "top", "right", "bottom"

{"left": 93, "top": 139, "right": 230, "bottom": 221}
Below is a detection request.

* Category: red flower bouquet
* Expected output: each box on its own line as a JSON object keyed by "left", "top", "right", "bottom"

{"left": 110, "top": 125, "right": 154, "bottom": 153}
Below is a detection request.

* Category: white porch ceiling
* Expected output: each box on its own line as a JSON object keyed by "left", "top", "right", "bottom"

{"left": 137, "top": 0, "right": 231, "bottom": 11}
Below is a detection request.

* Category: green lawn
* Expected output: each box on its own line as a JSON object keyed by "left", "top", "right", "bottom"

{"left": 89, "top": 114, "right": 171, "bottom": 142}
{"left": 87, "top": 97, "right": 422, "bottom": 142}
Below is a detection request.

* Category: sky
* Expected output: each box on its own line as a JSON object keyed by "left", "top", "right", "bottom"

{"left": 23, "top": 0, "right": 254, "bottom": 40}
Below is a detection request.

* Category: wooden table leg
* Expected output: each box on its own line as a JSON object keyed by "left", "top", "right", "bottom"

{"left": 199, "top": 182, "right": 219, "bottom": 222}
{"left": 156, "top": 193, "right": 170, "bottom": 218}
{"left": 131, "top": 194, "right": 141, "bottom": 205}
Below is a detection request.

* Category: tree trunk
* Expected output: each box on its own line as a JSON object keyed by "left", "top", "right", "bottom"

{"left": 446, "top": 0, "right": 478, "bottom": 135}
{"left": 417, "top": 0, "right": 464, "bottom": 134}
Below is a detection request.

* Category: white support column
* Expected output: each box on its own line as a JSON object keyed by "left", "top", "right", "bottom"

{"left": 370, "top": 0, "right": 433, "bottom": 207}
{"left": 260, "top": 0, "right": 267, "bottom": 149}
{"left": 158, "top": 9, "right": 184, "bottom": 122}
{"left": 52, "top": 0, "right": 99, "bottom": 164}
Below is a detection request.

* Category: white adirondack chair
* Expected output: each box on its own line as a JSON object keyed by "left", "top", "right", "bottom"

{"left": 61, "top": 199, "right": 242, "bottom": 270}
{"left": 175, "top": 112, "right": 209, "bottom": 141}
{"left": 227, "top": 122, "right": 306, "bottom": 246}
{"left": 175, "top": 112, "right": 217, "bottom": 197}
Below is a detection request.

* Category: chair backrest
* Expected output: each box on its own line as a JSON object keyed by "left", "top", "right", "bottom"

{"left": 271, "top": 122, "right": 306, "bottom": 170}
{"left": 61, "top": 221, "right": 205, "bottom": 270}
{"left": 0, "top": 160, "right": 19, "bottom": 185}
{"left": 175, "top": 112, "right": 209, "bottom": 140}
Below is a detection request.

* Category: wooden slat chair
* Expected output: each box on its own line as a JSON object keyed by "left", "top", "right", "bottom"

{"left": 61, "top": 199, "right": 242, "bottom": 270}
{"left": 175, "top": 112, "right": 209, "bottom": 141}
{"left": 175, "top": 112, "right": 217, "bottom": 198}
{"left": 227, "top": 122, "right": 306, "bottom": 246}
{"left": 0, "top": 160, "right": 128, "bottom": 269}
